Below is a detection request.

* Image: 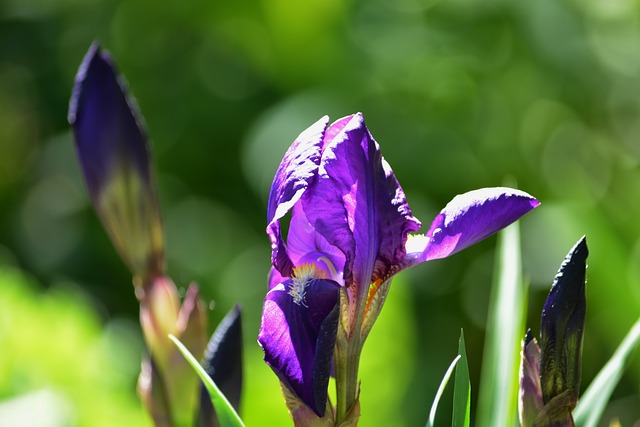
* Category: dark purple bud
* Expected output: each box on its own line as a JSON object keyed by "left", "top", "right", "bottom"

{"left": 539, "top": 236, "right": 588, "bottom": 408}
{"left": 69, "top": 42, "right": 164, "bottom": 280}
{"left": 198, "top": 305, "right": 243, "bottom": 427}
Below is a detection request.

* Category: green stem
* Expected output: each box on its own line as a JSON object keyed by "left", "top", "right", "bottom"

{"left": 334, "top": 339, "right": 348, "bottom": 421}
{"left": 344, "top": 341, "right": 361, "bottom": 413}
{"left": 335, "top": 286, "right": 366, "bottom": 424}
{"left": 334, "top": 333, "right": 363, "bottom": 427}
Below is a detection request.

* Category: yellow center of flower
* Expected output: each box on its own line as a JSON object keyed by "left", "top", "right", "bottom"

{"left": 289, "top": 263, "right": 327, "bottom": 306}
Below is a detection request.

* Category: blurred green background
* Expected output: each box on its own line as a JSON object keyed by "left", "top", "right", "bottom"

{"left": 1, "top": 0, "right": 639, "bottom": 425}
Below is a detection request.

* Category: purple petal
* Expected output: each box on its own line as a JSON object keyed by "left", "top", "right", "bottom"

{"left": 266, "top": 116, "right": 329, "bottom": 277}
{"left": 519, "top": 330, "right": 544, "bottom": 427}
{"left": 258, "top": 278, "right": 340, "bottom": 417}
{"left": 302, "top": 113, "right": 420, "bottom": 301}
{"left": 540, "top": 236, "right": 587, "bottom": 405}
{"left": 268, "top": 267, "right": 286, "bottom": 291}
{"left": 412, "top": 187, "right": 539, "bottom": 263}
{"left": 68, "top": 42, "right": 163, "bottom": 278}
{"left": 287, "top": 204, "right": 346, "bottom": 284}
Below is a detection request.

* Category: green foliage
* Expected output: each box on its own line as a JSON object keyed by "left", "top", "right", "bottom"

{"left": 0, "top": 266, "right": 149, "bottom": 426}
{"left": 452, "top": 331, "right": 470, "bottom": 427}
{"left": 573, "top": 317, "right": 640, "bottom": 427}
{"left": 477, "top": 224, "right": 528, "bottom": 426}
{"left": 426, "top": 355, "right": 460, "bottom": 427}
{"left": 169, "top": 335, "right": 244, "bottom": 427}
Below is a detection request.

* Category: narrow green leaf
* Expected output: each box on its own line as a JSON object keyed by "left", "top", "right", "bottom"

{"left": 476, "top": 222, "right": 528, "bottom": 427}
{"left": 452, "top": 330, "right": 471, "bottom": 427}
{"left": 573, "top": 317, "right": 640, "bottom": 427}
{"left": 427, "top": 355, "right": 461, "bottom": 427}
{"left": 169, "top": 334, "right": 245, "bottom": 427}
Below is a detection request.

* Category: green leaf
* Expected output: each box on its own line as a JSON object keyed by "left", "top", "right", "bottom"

{"left": 169, "top": 334, "right": 245, "bottom": 427}
{"left": 573, "top": 317, "right": 640, "bottom": 427}
{"left": 452, "top": 330, "right": 471, "bottom": 427}
{"left": 476, "top": 222, "right": 528, "bottom": 427}
{"left": 426, "top": 355, "right": 461, "bottom": 427}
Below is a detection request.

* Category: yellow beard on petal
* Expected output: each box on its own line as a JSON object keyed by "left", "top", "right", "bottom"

{"left": 289, "top": 263, "right": 328, "bottom": 306}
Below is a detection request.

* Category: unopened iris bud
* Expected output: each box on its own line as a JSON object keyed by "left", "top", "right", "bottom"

{"left": 540, "top": 236, "right": 587, "bottom": 407}
{"left": 519, "top": 236, "right": 588, "bottom": 427}
{"left": 139, "top": 276, "right": 180, "bottom": 365}
{"left": 69, "top": 42, "right": 164, "bottom": 282}
{"left": 139, "top": 277, "right": 208, "bottom": 427}
{"left": 175, "top": 284, "right": 208, "bottom": 361}
{"left": 198, "top": 305, "right": 243, "bottom": 427}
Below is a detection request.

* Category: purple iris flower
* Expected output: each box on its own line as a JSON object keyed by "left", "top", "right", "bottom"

{"left": 258, "top": 113, "right": 540, "bottom": 418}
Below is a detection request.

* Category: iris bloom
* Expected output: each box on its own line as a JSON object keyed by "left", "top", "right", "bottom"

{"left": 258, "top": 113, "right": 540, "bottom": 422}
{"left": 519, "top": 236, "right": 588, "bottom": 427}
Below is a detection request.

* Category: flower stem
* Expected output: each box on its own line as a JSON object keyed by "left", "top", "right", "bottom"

{"left": 334, "top": 287, "right": 365, "bottom": 425}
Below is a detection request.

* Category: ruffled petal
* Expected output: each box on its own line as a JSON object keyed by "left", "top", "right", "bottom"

{"left": 302, "top": 113, "right": 420, "bottom": 300}
{"left": 258, "top": 278, "right": 340, "bottom": 417}
{"left": 409, "top": 187, "right": 539, "bottom": 264}
{"left": 266, "top": 116, "right": 329, "bottom": 277}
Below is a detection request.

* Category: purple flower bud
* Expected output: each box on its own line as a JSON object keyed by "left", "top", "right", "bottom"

{"left": 69, "top": 42, "right": 164, "bottom": 280}
{"left": 540, "top": 236, "right": 587, "bottom": 405}
{"left": 139, "top": 277, "right": 208, "bottom": 426}
{"left": 198, "top": 305, "right": 243, "bottom": 427}
{"left": 519, "top": 236, "right": 588, "bottom": 427}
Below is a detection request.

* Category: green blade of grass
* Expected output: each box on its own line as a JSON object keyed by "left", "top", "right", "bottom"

{"left": 169, "top": 334, "right": 245, "bottom": 427}
{"left": 452, "top": 330, "right": 471, "bottom": 427}
{"left": 573, "top": 317, "right": 640, "bottom": 427}
{"left": 476, "top": 223, "right": 528, "bottom": 427}
{"left": 427, "top": 355, "right": 461, "bottom": 427}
